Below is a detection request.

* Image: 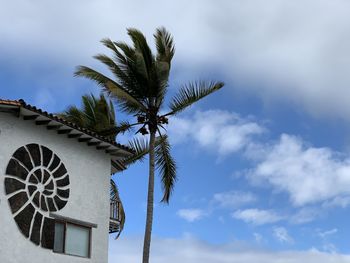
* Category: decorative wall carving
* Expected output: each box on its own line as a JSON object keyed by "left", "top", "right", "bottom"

{"left": 4, "top": 144, "right": 70, "bottom": 249}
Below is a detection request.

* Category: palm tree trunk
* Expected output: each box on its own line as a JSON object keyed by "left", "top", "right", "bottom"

{"left": 142, "top": 131, "right": 156, "bottom": 263}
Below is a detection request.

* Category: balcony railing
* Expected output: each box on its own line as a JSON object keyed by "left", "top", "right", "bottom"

{"left": 109, "top": 200, "right": 122, "bottom": 234}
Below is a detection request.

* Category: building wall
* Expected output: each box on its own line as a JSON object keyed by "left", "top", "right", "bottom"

{"left": 0, "top": 112, "right": 111, "bottom": 263}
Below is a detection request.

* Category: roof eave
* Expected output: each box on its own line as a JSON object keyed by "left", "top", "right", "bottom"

{"left": 0, "top": 99, "right": 135, "bottom": 163}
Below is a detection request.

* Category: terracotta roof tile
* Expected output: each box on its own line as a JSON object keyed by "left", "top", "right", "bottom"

{"left": 0, "top": 99, "right": 134, "bottom": 154}
{"left": 0, "top": 99, "right": 21, "bottom": 106}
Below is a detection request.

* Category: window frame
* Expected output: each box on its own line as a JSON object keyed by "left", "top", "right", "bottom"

{"left": 53, "top": 219, "right": 92, "bottom": 258}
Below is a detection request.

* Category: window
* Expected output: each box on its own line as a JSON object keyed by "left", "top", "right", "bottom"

{"left": 53, "top": 221, "right": 91, "bottom": 258}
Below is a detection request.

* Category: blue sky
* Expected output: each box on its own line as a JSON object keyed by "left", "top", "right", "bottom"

{"left": 2, "top": 0, "right": 350, "bottom": 262}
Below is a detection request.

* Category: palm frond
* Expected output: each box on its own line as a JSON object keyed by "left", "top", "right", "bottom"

{"left": 115, "top": 121, "right": 134, "bottom": 134}
{"left": 60, "top": 106, "right": 85, "bottom": 127}
{"left": 101, "top": 39, "right": 137, "bottom": 81}
{"left": 127, "top": 28, "right": 164, "bottom": 106}
{"left": 101, "top": 39, "right": 150, "bottom": 103}
{"left": 123, "top": 137, "right": 149, "bottom": 166}
{"left": 114, "top": 42, "right": 150, "bottom": 102}
{"left": 122, "top": 136, "right": 165, "bottom": 166}
{"left": 154, "top": 61, "right": 170, "bottom": 108}
{"left": 168, "top": 81, "right": 224, "bottom": 115}
{"left": 97, "top": 94, "right": 116, "bottom": 127}
{"left": 101, "top": 38, "right": 124, "bottom": 62}
{"left": 75, "top": 65, "right": 146, "bottom": 114}
{"left": 114, "top": 41, "right": 137, "bottom": 64}
{"left": 99, "top": 121, "right": 134, "bottom": 137}
{"left": 110, "top": 178, "right": 120, "bottom": 200}
{"left": 93, "top": 54, "right": 135, "bottom": 92}
{"left": 81, "top": 94, "right": 97, "bottom": 124}
{"left": 108, "top": 98, "right": 116, "bottom": 122}
{"left": 60, "top": 94, "right": 119, "bottom": 140}
{"left": 127, "top": 28, "right": 154, "bottom": 79}
{"left": 154, "top": 27, "right": 175, "bottom": 65}
{"left": 155, "top": 134, "right": 176, "bottom": 203}
{"left": 105, "top": 81, "right": 148, "bottom": 114}
{"left": 93, "top": 54, "right": 124, "bottom": 78}
{"left": 152, "top": 27, "right": 175, "bottom": 108}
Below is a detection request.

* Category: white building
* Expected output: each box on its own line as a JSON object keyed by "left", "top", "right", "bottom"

{"left": 0, "top": 99, "right": 132, "bottom": 263}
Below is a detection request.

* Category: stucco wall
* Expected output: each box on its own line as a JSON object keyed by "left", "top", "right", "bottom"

{"left": 0, "top": 112, "right": 111, "bottom": 263}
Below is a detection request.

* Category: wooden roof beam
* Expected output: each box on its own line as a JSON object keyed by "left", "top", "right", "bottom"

{"left": 68, "top": 133, "right": 83, "bottom": 138}
{"left": 78, "top": 137, "right": 92, "bottom": 143}
{"left": 97, "top": 145, "right": 110, "bottom": 150}
{"left": 57, "top": 129, "right": 72, "bottom": 134}
{"left": 23, "top": 115, "right": 39, "bottom": 120}
{"left": 36, "top": 120, "right": 51, "bottom": 125}
{"left": 88, "top": 141, "right": 102, "bottom": 146}
{"left": 47, "top": 124, "right": 63, "bottom": 130}
{"left": 106, "top": 149, "right": 120, "bottom": 154}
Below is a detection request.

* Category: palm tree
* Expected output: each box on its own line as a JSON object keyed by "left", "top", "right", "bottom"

{"left": 60, "top": 93, "right": 150, "bottom": 238}
{"left": 75, "top": 27, "right": 224, "bottom": 263}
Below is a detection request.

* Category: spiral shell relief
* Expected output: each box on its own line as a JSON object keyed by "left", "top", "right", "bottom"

{"left": 4, "top": 144, "right": 70, "bottom": 249}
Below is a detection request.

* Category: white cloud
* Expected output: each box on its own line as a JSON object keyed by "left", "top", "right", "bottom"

{"left": 232, "top": 209, "right": 283, "bottom": 225}
{"left": 273, "top": 227, "right": 294, "bottom": 244}
{"left": 169, "top": 110, "right": 264, "bottom": 156}
{"left": 217, "top": 0, "right": 350, "bottom": 120}
{"left": 318, "top": 229, "right": 338, "bottom": 239}
{"left": 322, "top": 196, "right": 350, "bottom": 209}
{"left": 289, "top": 207, "right": 320, "bottom": 224}
{"left": 253, "top": 233, "right": 263, "bottom": 244}
{"left": 213, "top": 191, "right": 256, "bottom": 208}
{"left": 177, "top": 209, "right": 206, "bottom": 222}
{"left": 3, "top": 1, "right": 350, "bottom": 119}
{"left": 248, "top": 134, "right": 350, "bottom": 207}
{"left": 323, "top": 243, "right": 338, "bottom": 254}
{"left": 109, "top": 236, "right": 350, "bottom": 263}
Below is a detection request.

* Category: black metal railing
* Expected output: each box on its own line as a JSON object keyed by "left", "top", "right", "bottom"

{"left": 109, "top": 200, "right": 121, "bottom": 233}
{"left": 110, "top": 200, "right": 121, "bottom": 221}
